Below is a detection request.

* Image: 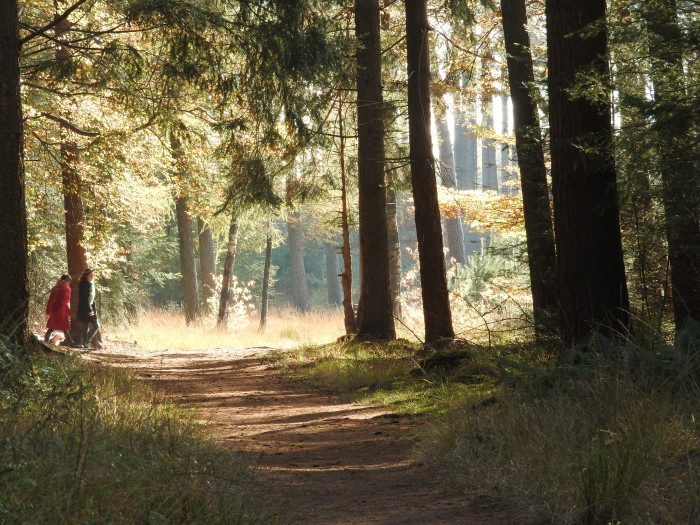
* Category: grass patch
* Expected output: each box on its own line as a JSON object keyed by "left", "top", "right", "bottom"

{"left": 421, "top": 334, "right": 700, "bottom": 525}
{"left": 0, "top": 337, "right": 274, "bottom": 524}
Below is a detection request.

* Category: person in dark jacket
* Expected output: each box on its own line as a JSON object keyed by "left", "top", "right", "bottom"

{"left": 44, "top": 274, "right": 76, "bottom": 346}
{"left": 77, "top": 268, "right": 101, "bottom": 348}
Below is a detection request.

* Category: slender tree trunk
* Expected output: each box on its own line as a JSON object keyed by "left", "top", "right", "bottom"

{"left": 287, "top": 209, "right": 310, "bottom": 313}
{"left": 259, "top": 232, "right": 272, "bottom": 330}
{"left": 501, "top": 0, "right": 558, "bottom": 339}
{"left": 546, "top": 0, "right": 629, "bottom": 343}
{"left": 436, "top": 104, "right": 467, "bottom": 265}
{"left": 482, "top": 110, "right": 498, "bottom": 190}
{"left": 217, "top": 218, "right": 239, "bottom": 327}
{"left": 339, "top": 97, "right": 357, "bottom": 334}
{"left": 643, "top": 0, "right": 700, "bottom": 331}
{"left": 405, "top": 0, "right": 455, "bottom": 345}
{"left": 0, "top": 0, "right": 30, "bottom": 343}
{"left": 354, "top": 0, "right": 395, "bottom": 339}
{"left": 386, "top": 188, "right": 403, "bottom": 319}
{"left": 197, "top": 217, "right": 217, "bottom": 315}
{"left": 325, "top": 241, "right": 342, "bottom": 305}
{"left": 500, "top": 93, "right": 511, "bottom": 194}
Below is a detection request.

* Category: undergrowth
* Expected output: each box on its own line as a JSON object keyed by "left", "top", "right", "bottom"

{"left": 0, "top": 336, "right": 274, "bottom": 525}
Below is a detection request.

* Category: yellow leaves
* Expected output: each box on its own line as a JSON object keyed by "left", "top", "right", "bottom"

{"left": 437, "top": 187, "right": 525, "bottom": 237}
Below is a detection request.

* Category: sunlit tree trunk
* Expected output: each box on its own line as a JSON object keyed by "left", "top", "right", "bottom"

{"left": 546, "top": 0, "right": 629, "bottom": 343}
{"left": 501, "top": 0, "right": 558, "bottom": 339}
{"left": 386, "top": 188, "right": 403, "bottom": 320}
{"left": 339, "top": 96, "right": 357, "bottom": 334}
{"left": 197, "top": 217, "right": 216, "bottom": 315}
{"left": 218, "top": 218, "right": 239, "bottom": 327}
{"left": 405, "top": 0, "right": 455, "bottom": 345}
{"left": 500, "top": 93, "right": 511, "bottom": 194}
{"left": 482, "top": 110, "right": 498, "bottom": 190}
{"left": 354, "top": 0, "right": 395, "bottom": 339}
{"left": 0, "top": 0, "right": 30, "bottom": 343}
{"left": 436, "top": 103, "right": 467, "bottom": 265}
{"left": 644, "top": 0, "right": 700, "bottom": 331}
{"left": 259, "top": 232, "right": 272, "bottom": 330}
{"left": 325, "top": 241, "right": 342, "bottom": 305}
{"left": 287, "top": 209, "right": 310, "bottom": 313}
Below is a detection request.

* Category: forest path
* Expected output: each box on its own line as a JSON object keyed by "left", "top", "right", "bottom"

{"left": 82, "top": 343, "right": 506, "bottom": 524}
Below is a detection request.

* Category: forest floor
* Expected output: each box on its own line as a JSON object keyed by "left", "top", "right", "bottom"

{"left": 80, "top": 342, "right": 510, "bottom": 524}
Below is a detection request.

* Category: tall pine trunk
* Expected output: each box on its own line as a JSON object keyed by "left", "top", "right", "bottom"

{"left": 482, "top": 110, "right": 498, "bottom": 190}
{"left": 338, "top": 95, "right": 357, "bottom": 334}
{"left": 404, "top": 0, "right": 455, "bottom": 345}
{"left": 501, "top": 0, "right": 558, "bottom": 339}
{"left": 500, "top": 94, "right": 511, "bottom": 194}
{"left": 644, "top": 0, "right": 700, "bottom": 331}
{"left": 217, "top": 219, "right": 239, "bottom": 327}
{"left": 354, "top": 0, "right": 395, "bottom": 339}
{"left": 0, "top": 0, "right": 30, "bottom": 343}
{"left": 197, "top": 217, "right": 217, "bottom": 315}
{"left": 287, "top": 209, "right": 310, "bottom": 313}
{"left": 546, "top": 0, "right": 629, "bottom": 343}
{"left": 259, "top": 232, "right": 272, "bottom": 331}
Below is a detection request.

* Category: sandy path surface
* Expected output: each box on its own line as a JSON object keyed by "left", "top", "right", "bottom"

{"left": 82, "top": 344, "right": 507, "bottom": 524}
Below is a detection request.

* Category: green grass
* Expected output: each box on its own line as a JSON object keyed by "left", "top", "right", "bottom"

{"left": 0, "top": 337, "right": 275, "bottom": 525}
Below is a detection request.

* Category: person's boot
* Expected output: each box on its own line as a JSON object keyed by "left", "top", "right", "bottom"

{"left": 44, "top": 329, "right": 53, "bottom": 342}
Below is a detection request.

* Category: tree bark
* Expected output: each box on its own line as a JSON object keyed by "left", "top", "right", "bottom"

{"left": 644, "top": 0, "right": 700, "bottom": 331}
{"left": 405, "top": 0, "right": 455, "bottom": 345}
{"left": 197, "top": 217, "right": 217, "bottom": 315}
{"left": 546, "top": 0, "right": 629, "bottom": 343}
{"left": 259, "top": 232, "right": 272, "bottom": 330}
{"left": 0, "top": 0, "right": 30, "bottom": 344}
{"left": 436, "top": 104, "right": 467, "bottom": 265}
{"left": 287, "top": 209, "right": 310, "bottom": 313}
{"left": 217, "top": 218, "right": 239, "bottom": 326}
{"left": 453, "top": 77, "right": 478, "bottom": 191}
{"left": 175, "top": 196, "right": 199, "bottom": 323}
{"left": 500, "top": 94, "right": 511, "bottom": 194}
{"left": 501, "top": 0, "right": 558, "bottom": 339}
{"left": 354, "top": 0, "right": 395, "bottom": 339}
{"left": 325, "top": 241, "right": 342, "bottom": 306}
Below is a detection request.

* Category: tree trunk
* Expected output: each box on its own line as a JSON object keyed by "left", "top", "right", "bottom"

{"left": 217, "top": 218, "right": 239, "bottom": 327}
{"left": 482, "top": 110, "right": 498, "bottom": 190}
{"left": 644, "top": 0, "right": 700, "bottom": 331}
{"left": 501, "top": 0, "right": 558, "bottom": 339}
{"left": 259, "top": 232, "right": 272, "bottom": 331}
{"left": 500, "top": 94, "right": 511, "bottom": 194}
{"left": 436, "top": 104, "right": 467, "bottom": 265}
{"left": 197, "top": 217, "right": 217, "bottom": 315}
{"left": 405, "top": 0, "right": 455, "bottom": 345}
{"left": 0, "top": 0, "right": 30, "bottom": 344}
{"left": 325, "top": 241, "right": 342, "bottom": 305}
{"left": 354, "top": 0, "right": 395, "bottom": 339}
{"left": 338, "top": 95, "right": 357, "bottom": 334}
{"left": 287, "top": 209, "right": 310, "bottom": 313}
{"left": 386, "top": 188, "right": 403, "bottom": 319}
{"left": 546, "top": 0, "right": 629, "bottom": 343}
{"left": 175, "top": 196, "right": 199, "bottom": 323}
{"left": 453, "top": 79, "right": 478, "bottom": 191}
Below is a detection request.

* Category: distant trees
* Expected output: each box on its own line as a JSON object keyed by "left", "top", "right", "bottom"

{"left": 0, "top": 0, "right": 30, "bottom": 344}
{"left": 546, "top": 0, "right": 629, "bottom": 342}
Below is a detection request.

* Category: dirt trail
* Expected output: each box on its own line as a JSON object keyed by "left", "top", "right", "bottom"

{"left": 82, "top": 344, "right": 506, "bottom": 524}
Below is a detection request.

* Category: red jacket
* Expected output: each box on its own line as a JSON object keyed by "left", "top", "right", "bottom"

{"left": 46, "top": 282, "right": 71, "bottom": 331}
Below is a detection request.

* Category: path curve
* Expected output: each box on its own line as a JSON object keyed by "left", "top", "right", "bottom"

{"left": 83, "top": 344, "right": 507, "bottom": 524}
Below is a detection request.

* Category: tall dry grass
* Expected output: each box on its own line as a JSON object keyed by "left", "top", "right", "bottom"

{"left": 111, "top": 307, "right": 347, "bottom": 351}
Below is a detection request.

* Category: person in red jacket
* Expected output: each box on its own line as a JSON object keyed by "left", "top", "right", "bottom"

{"left": 44, "top": 274, "right": 76, "bottom": 346}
